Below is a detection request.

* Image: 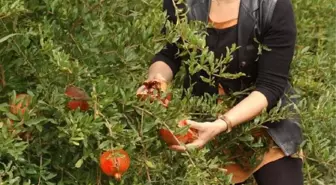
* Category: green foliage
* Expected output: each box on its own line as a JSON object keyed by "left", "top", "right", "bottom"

{"left": 0, "top": 0, "right": 335, "bottom": 184}
{"left": 291, "top": 1, "right": 336, "bottom": 184}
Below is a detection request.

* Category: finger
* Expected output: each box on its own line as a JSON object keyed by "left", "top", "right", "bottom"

{"left": 186, "top": 120, "right": 204, "bottom": 130}
{"left": 136, "top": 85, "right": 147, "bottom": 95}
{"left": 161, "top": 98, "right": 169, "bottom": 108}
{"left": 169, "top": 145, "right": 186, "bottom": 152}
{"left": 170, "top": 139, "right": 205, "bottom": 152}
{"left": 185, "top": 139, "right": 205, "bottom": 150}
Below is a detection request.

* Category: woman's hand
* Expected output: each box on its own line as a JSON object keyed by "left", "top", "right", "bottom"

{"left": 136, "top": 78, "right": 171, "bottom": 107}
{"left": 169, "top": 119, "right": 228, "bottom": 152}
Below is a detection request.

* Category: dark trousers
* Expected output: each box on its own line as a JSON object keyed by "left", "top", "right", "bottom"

{"left": 236, "top": 156, "right": 303, "bottom": 185}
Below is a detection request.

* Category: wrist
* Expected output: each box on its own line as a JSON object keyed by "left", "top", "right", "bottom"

{"left": 144, "top": 79, "right": 168, "bottom": 91}
{"left": 214, "top": 119, "right": 228, "bottom": 133}
{"left": 147, "top": 74, "right": 168, "bottom": 83}
{"left": 147, "top": 75, "right": 169, "bottom": 91}
{"left": 217, "top": 115, "right": 233, "bottom": 133}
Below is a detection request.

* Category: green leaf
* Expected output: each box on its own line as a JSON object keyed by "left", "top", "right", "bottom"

{"left": 75, "top": 159, "right": 84, "bottom": 168}
{"left": 175, "top": 125, "right": 189, "bottom": 135}
{"left": 5, "top": 112, "right": 19, "bottom": 121}
{"left": 25, "top": 117, "right": 47, "bottom": 126}
{"left": 99, "top": 140, "right": 112, "bottom": 149}
{"left": 300, "top": 46, "right": 310, "bottom": 54}
{"left": 238, "top": 135, "right": 254, "bottom": 142}
{"left": 145, "top": 160, "right": 156, "bottom": 169}
{"left": 0, "top": 103, "right": 9, "bottom": 112}
{"left": 251, "top": 142, "right": 264, "bottom": 148}
{"left": 0, "top": 33, "right": 21, "bottom": 43}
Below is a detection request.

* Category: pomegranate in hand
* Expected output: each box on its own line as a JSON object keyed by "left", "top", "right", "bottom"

{"left": 137, "top": 80, "right": 172, "bottom": 108}
{"left": 159, "top": 120, "right": 198, "bottom": 146}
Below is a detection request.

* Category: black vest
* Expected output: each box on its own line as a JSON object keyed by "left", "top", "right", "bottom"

{"left": 164, "top": 0, "right": 277, "bottom": 81}
{"left": 186, "top": 0, "right": 277, "bottom": 67}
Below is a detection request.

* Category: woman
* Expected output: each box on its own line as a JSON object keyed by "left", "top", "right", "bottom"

{"left": 137, "top": 0, "right": 304, "bottom": 184}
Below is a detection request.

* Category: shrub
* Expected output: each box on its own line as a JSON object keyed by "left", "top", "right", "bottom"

{"left": 0, "top": 0, "right": 335, "bottom": 184}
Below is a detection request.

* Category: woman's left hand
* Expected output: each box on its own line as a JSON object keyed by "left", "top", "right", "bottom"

{"left": 169, "top": 119, "right": 228, "bottom": 152}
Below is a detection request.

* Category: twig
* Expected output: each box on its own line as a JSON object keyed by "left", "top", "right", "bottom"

{"left": 131, "top": 105, "right": 196, "bottom": 167}
{"left": 98, "top": 112, "right": 113, "bottom": 138}
{"left": 64, "top": 170, "right": 77, "bottom": 181}
{"left": 140, "top": 110, "right": 152, "bottom": 183}
{"left": 305, "top": 156, "right": 334, "bottom": 168}
{"left": 92, "top": 85, "right": 99, "bottom": 120}
{"left": 96, "top": 166, "right": 101, "bottom": 185}
{"left": 69, "top": 33, "right": 83, "bottom": 54}
{"left": 0, "top": 13, "right": 9, "bottom": 20}
{"left": 0, "top": 65, "right": 5, "bottom": 87}
{"left": 132, "top": 105, "right": 154, "bottom": 116}
{"left": 37, "top": 138, "right": 43, "bottom": 185}
{"left": 103, "top": 50, "right": 117, "bottom": 55}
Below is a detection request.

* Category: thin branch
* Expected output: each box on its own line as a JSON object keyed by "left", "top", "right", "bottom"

{"left": 140, "top": 110, "right": 152, "bottom": 183}
{"left": 0, "top": 13, "right": 9, "bottom": 20}
{"left": 132, "top": 105, "right": 196, "bottom": 167}
{"left": 69, "top": 33, "right": 83, "bottom": 54}
{"left": 98, "top": 112, "right": 113, "bottom": 138}
{"left": 96, "top": 166, "right": 101, "bottom": 185}
{"left": 37, "top": 138, "right": 43, "bottom": 185}
{"left": 92, "top": 85, "right": 99, "bottom": 120}
{"left": 0, "top": 65, "right": 5, "bottom": 87}
{"left": 305, "top": 156, "right": 334, "bottom": 168}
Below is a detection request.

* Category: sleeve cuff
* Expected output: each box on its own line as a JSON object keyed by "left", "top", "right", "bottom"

{"left": 255, "top": 87, "right": 281, "bottom": 110}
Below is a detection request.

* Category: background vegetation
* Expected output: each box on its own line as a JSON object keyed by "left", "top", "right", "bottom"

{"left": 0, "top": 0, "right": 335, "bottom": 184}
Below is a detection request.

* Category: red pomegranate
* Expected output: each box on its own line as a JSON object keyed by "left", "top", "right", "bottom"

{"left": 67, "top": 100, "right": 89, "bottom": 111}
{"left": 159, "top": 120, "right": 198, "bottom": 146}
{"left": 137, "top": 80, "right": 172, "bottom": 107}
{"left": 10, "top": 94, "right": 31, "bottom": 116}
{"left": 8, "top": 94, "right": 33, "bottom": 140}
{"left": 100, "top": 149, "right": 131, "bottom": 181}
{"left": 65, "top": 85, "right": 90, "bottom": 111}
{"left": 65, "top": 85, "right": 89, "bottom": 99}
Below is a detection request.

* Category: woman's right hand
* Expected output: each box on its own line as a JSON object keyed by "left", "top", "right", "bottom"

{"left": 136, "top": 79, "right": 171, "bottom": 107}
